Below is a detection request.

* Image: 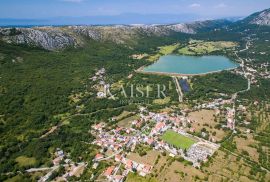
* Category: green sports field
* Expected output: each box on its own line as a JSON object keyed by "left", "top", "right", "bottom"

{"left": 161, "top": 130, "right": 196, "bottom": 149}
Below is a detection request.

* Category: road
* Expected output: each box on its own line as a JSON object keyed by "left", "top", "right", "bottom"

{"left": 96, "top": 149, "right": 123, "bottom": 162}
{"left": 172, "top": 76, "right": 183, "bottom": 102}
{"left": 221, "top": 40, "right": 270, "bottom": 173}
{"left": 26, "top": 167, "right": 55, "bottom": 173}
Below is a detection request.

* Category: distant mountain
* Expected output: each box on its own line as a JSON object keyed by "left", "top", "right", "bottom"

{"left": 0, "top": 19, "right": 234, "bottom": 50}
{"left": 0, "top": 9, "right": 269, "bottom": 51}
{"left": 241, "top": 8, "right": 270, "bottom": 26}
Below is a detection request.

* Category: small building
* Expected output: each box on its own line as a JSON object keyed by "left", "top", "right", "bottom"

{"left": 104, "top": 166, "right": 115, "bottom": 177}
{"left": 115, "top": 154, "right": 122, "bottom": 162}
{"left": 94, "top": 153, "right": 104, "bottom": 161}
{"left": 113, "top": 175, "right": 124, "bottom": 182}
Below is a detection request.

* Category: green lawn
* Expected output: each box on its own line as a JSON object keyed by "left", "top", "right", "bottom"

{"left": 161, "top": 130, "right": 196, "bottom": 149}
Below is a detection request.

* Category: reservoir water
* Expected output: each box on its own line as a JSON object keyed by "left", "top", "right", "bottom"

{"left": 143, "top": 55, "right": 239, "bottom": 75}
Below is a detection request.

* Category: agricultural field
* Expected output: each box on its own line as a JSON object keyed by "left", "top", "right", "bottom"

{"left": 234, "top": 135, "right": 259, "bottom": 162}
{"left": 188, "top": 109, "right": 228, "bottom": 142}
{"left": 15, "top": 156, "right": 37, "bottom": 168}
{"left": 153, "top": 97, "right": 171, "bottom": 105}
{"left": 201, "top": 150, "right": 270, "bottom": 182}
{"left": 157, "top": 160, "right": 206, "bottom": 182}
{"left": 147, "top": 43, "right": 180, "bottom": 62}
{"left": 177, "top": 40, "right": 237, "bottom": 55}
{"left": 161, "top": 130, "right": 196, "bottom": 149}
{"left": 128, "top": 150, "right": 160, "bottom": 166}
{"left": 117, "top": 115, "right": 140, "bottom": 128}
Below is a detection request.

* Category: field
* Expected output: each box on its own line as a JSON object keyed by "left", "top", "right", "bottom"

{"left": 117, "top": 115, "right": 140, "bottom": 128}
{"left": 158, "top": 44, "right": 180, "bottom": 55}
{"left": 126, "top": 173, "right": 158, "bottom": 182}
{"left": 15, "top": 156, "right": 37, "bottom": 168}
{"left": 128, "top": 150, "right": 160, "bottom": 166}
{"left": 147, "top": 43, "right": 180, "bottom": 62}
{"left": 153, "top": 97, "right": 171, "bottom": 105}
{"left": 234, "top": 135, "right": 259, "bottom": 162}
{"left": 114, "top": 111, "right": 134, "bottom": 121}
{"left": 177, "top": 40, "right": 237, "bottom": 55}
{"left": 202, "top": 150, "right": 270, "bottom": 182}
{"left": 157, "top": 160, "right": 206, "bottom": 182}
{"left": 188, "top": 109, "right": 227, "bottom": 142}
{"left": 161, "top": 130, "right": 196, "bottom": 149}
{"left": 128, "top": 151, "right": 206, "bottom": 182}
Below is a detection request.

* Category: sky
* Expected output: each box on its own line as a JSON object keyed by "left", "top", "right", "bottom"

{"left": 0, "top": 0, "right": 269, "bottom": 24}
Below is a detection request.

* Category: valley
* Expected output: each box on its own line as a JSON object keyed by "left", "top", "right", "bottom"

{"left": 0, "top": 7, "right": 270, "bottom": 182}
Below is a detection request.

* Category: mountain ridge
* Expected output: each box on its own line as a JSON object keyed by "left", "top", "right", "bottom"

{"left": 0, "top": 8, "right": 269, "bottom": 50}
{"left": 241, "top": 8, "right": 270, "bottom": 26}
{"left": 0, "top": 19, "right": 231, "bottom": 50}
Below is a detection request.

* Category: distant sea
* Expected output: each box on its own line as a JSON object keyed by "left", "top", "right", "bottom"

{"left": 0, "top": 14, "right": 241, "bottom": 27}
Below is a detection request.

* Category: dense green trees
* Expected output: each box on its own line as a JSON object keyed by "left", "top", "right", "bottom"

{"left": 186, "top": 71, "right": 247, "bottom": 102}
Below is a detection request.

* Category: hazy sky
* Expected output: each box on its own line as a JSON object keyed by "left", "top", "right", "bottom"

{"left": 0, "top": 0, "right": 269, "bottom": 19}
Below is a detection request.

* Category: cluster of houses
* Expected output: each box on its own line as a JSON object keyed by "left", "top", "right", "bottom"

{"left": 226, "top": 107, "right": 236, "bottom": 130}
{"left": 194, "top": 98, "right": 233, "bottom": 110}
{"left": 234, "top": 60, "right": 268, "bottom": 85}
{"left": 53, "top": 148, "right": 65, "bottom": 166}
{"left": 38, "top": 148, "right": 86, "bottom": 182}
{"left": 90, "top": 68, "right": 111, "bottom": 98}
{"left": 258, "top": 62, "right": 270, "bottom": 79}
{"left": 91, "top": 108, "right": 220, "bottom": 180}
{"left": 194, "top": 97, "right": 238, "bottom": 131}
{"left": 102, "top": 154, "right": 152, "bottom": 181}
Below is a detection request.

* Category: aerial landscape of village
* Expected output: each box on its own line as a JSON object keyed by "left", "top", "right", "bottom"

{"left": 0, "top": 0, "right": 270, "bottom": 182}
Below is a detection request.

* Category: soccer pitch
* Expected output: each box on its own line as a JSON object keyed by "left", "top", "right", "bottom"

{"left": 161, "top": 130, "right": 196, "bottom": 149}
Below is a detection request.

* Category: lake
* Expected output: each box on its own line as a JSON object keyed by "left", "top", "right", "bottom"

{"left": 142, "top": 55, "right": 239, "bottom": 75}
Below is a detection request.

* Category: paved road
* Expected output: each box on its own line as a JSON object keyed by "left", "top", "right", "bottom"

{"left": 96, "top": 149, "right": 123, "bottom": 162}
{"left": 26, "top": 167, "right": 53, "bottom": 173}
{"left": 172, "top": 76, "right": 183, "bottom": 102}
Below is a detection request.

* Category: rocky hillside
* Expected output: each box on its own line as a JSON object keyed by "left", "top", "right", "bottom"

{"left": 243, "top": 8, "right": 270, "bottom": 26}
{"left": 0, "top": 21, "right": 225, "bottom": 50}
{"left": 0, "top": 27, "right": 77, "bottom": 51}
{"left": 1, "top": 7, "right": 267, "bottom": 51}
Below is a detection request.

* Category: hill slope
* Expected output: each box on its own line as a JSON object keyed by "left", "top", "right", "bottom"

{"left": 0, "top": 20, "right": 231, "bottom": 51}
{"left": 242, "top": 8, "right": 270, "bottom": 26}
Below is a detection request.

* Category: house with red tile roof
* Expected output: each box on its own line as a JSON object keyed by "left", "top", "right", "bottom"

{"left": 147, "top": 138, "right": 154, "bottom": 145}
{"left": 125, "top": 159, "right": 133, "bottom": 169}
{"left": 115, "top": 154, "right": 122, "bottom": 162}
{"left": 94, "top": 153, "right": 104, "bottom": 161}
{"left": 113, "top": 175, "right": 124, "bottom": 182}
{"left": 104, "top": 166, "right": 115, "bottom": 177}
{"left": 151, "top": 122, "right": 166, "bottom": 135}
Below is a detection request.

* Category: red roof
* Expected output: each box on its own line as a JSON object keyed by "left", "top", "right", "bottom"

{"left": 116, "top": 127, "right": 122, "bottom": 132}
{"left": 126, "top": 159, "right": 133, "bottom": 169}
{"left": 155, "top": 122, "right": 165, "bottom": 130}
{"left": 104, "top": 166, "right": 115, "bottom": 176}
{"left": 115, "top": 154, "right": 122, "bottom": 161}
{"left": 147, "top": 138, "right": 154, "bottom": 145}
{"left": 95, "top": 154, "right": 103, "bottom": 159}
